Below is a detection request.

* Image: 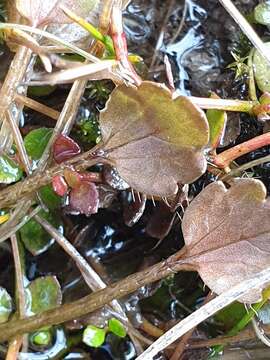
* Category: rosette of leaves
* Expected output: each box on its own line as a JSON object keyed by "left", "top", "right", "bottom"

{"left": 99, "top": 81, "right": 209, "bottom": 198}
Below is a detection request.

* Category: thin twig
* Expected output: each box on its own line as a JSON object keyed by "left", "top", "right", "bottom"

{"left": 5, "top": 109, "right": 32, "bottom": 173}
{"left": 188, "top": 96, "right": 256, "bottom": 112}
{"left": 0, "top": 46, "right": 32, "bottom": 153}
{"left": 219, "top": 0, "right": 270, "bottom": 65}
{"left": 188, "top": 325, "right": 270, "bottom": 349}
{"left": 0, "top": 153, "right": 101, "bottom": 211}
{"left": 137, "top": 267, "right": 270, "bottom": 360}
{"left": 15, "top": 94, "right": 60, "bottom": 120}
{"left": 34, "top": 215, "right": 146, "bottom": 353}
{"left": 170, "top": 292, "right": 214, "bottom": 360}
{"left": 0, "top": 248, "right": 193, "bottom": 341}
{"left": 6, "top": 235, "right": 27, "bottom": 360}
{"left": 169, "top": 0, "right": 188, "bottom": 45}
{"left": 221, "top": 154, "right": 270, "bottom": 181}
{"left": 149, "top": 0, "right": 175, "bottom": 72}
{"left": 0, "top": 204, "right": 41, "bottom": 243}
{"left": 0, "top": 23, "right": 101, "bottom": 63}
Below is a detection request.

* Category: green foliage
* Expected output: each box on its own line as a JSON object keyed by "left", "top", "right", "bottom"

{"left": 215, "top": 302, "right": 246, "bottom": 330}
{"left": 24, "top": 127, "right": 53, "bottom": 160}
{"left": 76, "top": 115, "right": 101, "bottom": 144}
{"left": 108, "top": 318, "right": 127, "bottom": 338}
{"left": 253, "top": 42, "right": 270, "bottom": 92}
{"left": 28, "top": 85, "right": 56, "bottom": 97}
{"left": 83, "top": 325, "right": 106, "bottom": 348}
{"left": 0, "top": 155, "right": 23, "bottom": 184}
{"left": 0, "top": 0, "right": 6, "bottom": 22}
{"left": 31, "top": 330, "right": 52, "bottom": 346}
{"left": 26, "top": 276, "right": 62, "bottom": 315}
{"left": 0, "top": 287, "right": 12, "bottom": 323}
{"left": 227, "top": 52, "right": 249, "bottom": 79}
{"left": 206, "top": 95, "right": 227, "bottom": 150}
{"left": 20, "top": 209, "right": 62, "bottom": 255}
{"left": 254, "top": 2, "right": 270, "bottom": 25}
{"left": 39, "top": 185, "right": 62, "bottom": 210}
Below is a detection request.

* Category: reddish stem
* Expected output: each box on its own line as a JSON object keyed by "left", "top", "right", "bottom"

{"left": 212, "top": 132, "right": 270, "bottom": 168}
{"left": 110, "top": 4, "right": 141, "bottom": 85}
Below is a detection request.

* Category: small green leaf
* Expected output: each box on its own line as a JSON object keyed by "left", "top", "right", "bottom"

{"left": 215, "top": 302, "right": 246, "bottom": 330}
{"left": 253, "top": 42, "right": 270, "bottom": 92}
{"left": 108, "top": 318, "right": 127, "bottom": 338}
{"left": 206, "top": 94, "right": 227, "bottom": 149}
{"left": 26, "top": 276, "right": 62, "bottom": 315}
{"left": 0, "top": 155, "right": 22, "bottom": 184}
{"left": 31, "top": 330, "right": 52, "bottom": 346}
{"left": 254, "top": 2, "right": 270, "bottom": 26}
{"left": 0, "top": 287, "right": 12, "bottom": 323}
{"left": 28, "top": 85, "right": 56, "bottom": 97}
{"left": 83, "top": 325, "right": 106, "bottom": 348}
{"left": 20, "top": 209, "right": 62, "bottom": 255}
{"left": 24, "top": 128, "right": 53, "bottom": 160}
{"left": 39, "top": 185, "right": 62, "bottom": 210}
{"left": 77, "top": 116, "right": 101, "bottom": 144}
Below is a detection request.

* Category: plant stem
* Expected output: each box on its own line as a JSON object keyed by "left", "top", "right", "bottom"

{"left": 35, "top": 215, "right": 146, "bottom": 353}
{"left": 0, "top": 248, "right": 193, "bottom": 342}
{"left": 221, "top": 154, "right": 270, "bottom": 181}
{"left": 212, "top": 132, "right": 270, "bottom": 168}
{"left": 7, "top": 235, "right": 27, "bottom": 359}
{"left": 188, "top": 326, "right": 269, "bottom": 349}
{"left": 0, "top": 23, "right": 100, "bottom": 64}
{"left": 6, "top": 109, "right": 32, "bottom": 173}
{"left": 0, "top": 150, "right": 102, "bottom": 209}
{"left": 0, "top": 45, "right": 32, "bottom": 154}
{"left": 189, "top": 96, "right": 257, "bottom": 112}
{"left": 137, "top": 268, "right": 270, "bottom": 360}
{"left": 170, "top": 292, "right": 214, "bottom": 360}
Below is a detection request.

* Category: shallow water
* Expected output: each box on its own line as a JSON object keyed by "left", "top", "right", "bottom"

{"left": 0, "top": 0, "right": 269, "bottom": 359}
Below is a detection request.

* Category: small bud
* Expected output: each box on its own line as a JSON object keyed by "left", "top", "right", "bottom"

{"left": 259, "top": 92, "right": 270, "bottom": 105}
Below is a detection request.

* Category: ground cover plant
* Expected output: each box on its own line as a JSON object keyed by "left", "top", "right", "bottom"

{"left": 2, "top": 0, "right": 270, "bottom": 359}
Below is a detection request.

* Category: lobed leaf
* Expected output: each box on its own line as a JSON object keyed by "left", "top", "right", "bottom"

{"left": 53, "top": 134, "right": 81, "bottom": 164}
{"left": 99, "top": 81, "right": 209, "bottom": 198}
{"left": 26, "top": 276, "right": 62, "bottom": 315}
{"left": 182, "top": 178, "right": 270, "bottom": 303}
{"left": 20, "top": 209, "right": 63, "bottom": 255}
{"left": 24, "top": 127, "right": 53, "bottom": 161}
{"left": 0, "top": 287, "right": 12, "bottom": 324}
{"left": 254, "top": 2, "right": 270, "bottom": 26}
{"left": 0, "top": 155, "right": 23, "bottom": 184}
{"left": 108, "top": 318, "right": 127, "bottom": 338}
{"left": 83, "top": 325, "right": 106, "bottom": 348}
{"left": 39, "top": 185, "right": 62, "bottom": 210}
{"left": 253, "top": 42, "right": 270, "bottom": 93}
{"left": 69, "top": 181, "right": 99, "bottom": 216}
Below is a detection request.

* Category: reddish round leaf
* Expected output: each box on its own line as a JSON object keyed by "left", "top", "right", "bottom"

{"left": 52, "top": 175, "right": 68, "bottom": 197}
{"left": 53, "top": 135, "right": 81, "bottom": 164}
{"left": 63, "top": 169, "right": 82, "bottom": 189}
{"left": 69, "top": 181, "right": 99, "bottom": 216}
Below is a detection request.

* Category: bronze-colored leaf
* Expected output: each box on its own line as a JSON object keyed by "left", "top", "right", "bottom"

{"left": 99, "top": 81, "right": 209, "bottom": 198}
{"left": 182, "top": 179, "right": 270, "bottom": 303}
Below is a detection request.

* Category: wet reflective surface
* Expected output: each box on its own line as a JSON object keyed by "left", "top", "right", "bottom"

{"left": 1, "top": 0, "right": 269, "bottom": 359}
